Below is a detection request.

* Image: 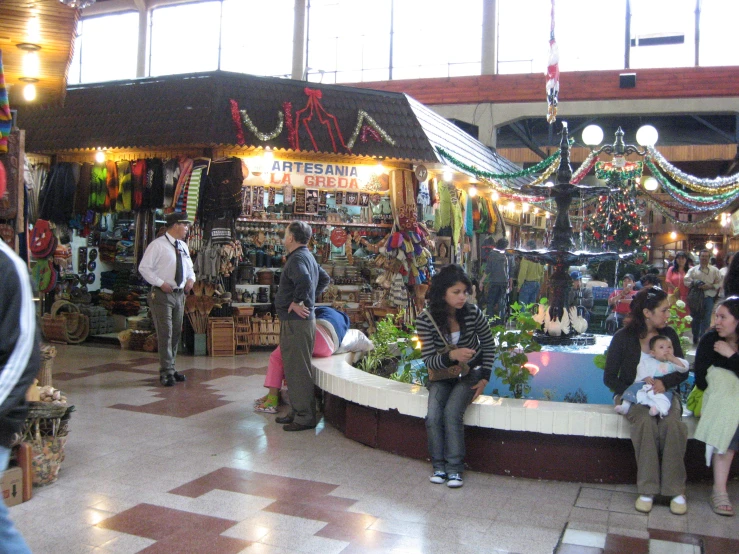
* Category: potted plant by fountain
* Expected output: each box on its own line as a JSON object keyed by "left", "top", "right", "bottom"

{"left": 356, "top": 312, "right": 423, "bottom": 381}
{"left": 489, "top": 301, "right": 543, "bottom": 398}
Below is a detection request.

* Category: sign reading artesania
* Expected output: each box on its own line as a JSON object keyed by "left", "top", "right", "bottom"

{"left": 246, "top": 159, "right": 379, "bottom": 190}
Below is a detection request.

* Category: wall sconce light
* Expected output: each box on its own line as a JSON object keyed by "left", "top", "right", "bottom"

{"left": 22, "top": 83, "right": 36, "bottom": 101}
{"left": 669, "top": 231, "right": 677, "bottom": 240}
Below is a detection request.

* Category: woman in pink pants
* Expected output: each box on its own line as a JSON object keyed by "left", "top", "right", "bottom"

{"left": 255, "top": 307, "right": 349, "bottom": 413}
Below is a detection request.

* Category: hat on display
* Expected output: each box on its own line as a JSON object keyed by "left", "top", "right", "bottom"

{"left": 570, "top": 271, "right": 581, "bottom": 280}
{"left": 165, "top": 212, "right": 191, "bottom": 226}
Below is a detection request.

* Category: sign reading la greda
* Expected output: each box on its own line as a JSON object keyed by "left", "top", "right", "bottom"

{"left": 245, "top": 159, "right": 375, "bottom": 190}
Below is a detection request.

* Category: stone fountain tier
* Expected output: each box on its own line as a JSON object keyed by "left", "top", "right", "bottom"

{"left": 511, "top": 248, "right": 632, "bottom": 345}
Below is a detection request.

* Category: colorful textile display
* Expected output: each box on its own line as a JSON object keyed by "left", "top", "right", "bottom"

{"left": 0, "top": 51, "right": 11, "bottom": 154}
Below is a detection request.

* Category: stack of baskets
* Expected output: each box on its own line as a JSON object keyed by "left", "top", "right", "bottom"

{"left": 79, "top": 305, "right": 114, "bottom": 335}
{"left": 249, "top": 313, "right": 280, "bottom": 346}
{"left": 41, "top": 301, "right": 90, "bottom": 344}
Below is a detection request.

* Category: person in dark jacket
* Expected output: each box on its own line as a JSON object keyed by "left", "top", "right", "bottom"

{"left": 273, "top": 221, "right": 331, "bottom": 431}
{"left": 0, "top": 175, "right": 38, "bottom": 553}
{"left": 604, "top": 287, "right": 689, "bottom": 515}
{"left": 416, "top": 265, "right": 496, "bottom": 489}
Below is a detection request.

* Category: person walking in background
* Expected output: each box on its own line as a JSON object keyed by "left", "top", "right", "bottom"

{"left": 666, "top": 251, "right": 693, "bottom": 315}
{"left": 0, "top": 174, "right": 38, "bottom": 554}
{"left": 274, "top": 221, "right": 331, "bottom": 431}
{"left": 568, "top": 271, "right": 593, "bottom": 322}
{"left": 416, "top": 265, "right": 495, "bottom": 489}
{"left": 517, "top": 239, "right": 545, "bottom": 308}
{"left": 483, "top": 237, "right": 511, "bottom": 323}
{"left": 604, "top": 287, "right": 689, "bottom": 515}
{"left": 685, "top": 249, "right": 721, "bottom": 344}
{"left": 139, "top": 212, "right": 195, "bottom": 387}
{"left": 255, "top": 307, "right": 349, "bottom": 414}
{"left": 719, "top": 253, "right": 734, "bottom": 300}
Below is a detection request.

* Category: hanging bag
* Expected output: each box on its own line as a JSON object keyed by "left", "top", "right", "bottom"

{"left": 421, "top": 309, "right": 472, "bottom": 381}
{"left": 687, "top": 282, "right": 705, "bottom": 318}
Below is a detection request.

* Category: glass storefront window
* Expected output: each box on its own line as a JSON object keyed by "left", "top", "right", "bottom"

{"left": 69, "top": 12, "right": 138, "bottom": 84}
{"left": 150, "top": 1, "right": 221, "bottom": 76}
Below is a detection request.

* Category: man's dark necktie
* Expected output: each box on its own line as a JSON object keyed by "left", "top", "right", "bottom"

{"left": 174, "top": 240, "right": 183, "bottom": 286}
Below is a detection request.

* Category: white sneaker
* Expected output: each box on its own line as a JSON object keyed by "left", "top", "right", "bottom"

{"left": 446, "top": 474, "right": 463, "bottom": 488}
{"left": 429, "top": 471, "right": 447, "bottom": 484}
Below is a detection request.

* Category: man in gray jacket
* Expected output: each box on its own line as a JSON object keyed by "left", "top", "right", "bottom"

{"left": 274, "top": 221, "right": 331, "bottom": 431}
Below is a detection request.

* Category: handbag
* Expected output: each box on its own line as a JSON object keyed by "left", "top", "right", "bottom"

{"left": 421, "top": 309, "right": 471, "bottom": 381}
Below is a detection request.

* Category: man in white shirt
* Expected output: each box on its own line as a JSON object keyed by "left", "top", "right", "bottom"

{"left": 139, "top": 212, "right": 196, "bottom": 386}
{"left": 684, "top": 248, "right": 721, "bottom": 344}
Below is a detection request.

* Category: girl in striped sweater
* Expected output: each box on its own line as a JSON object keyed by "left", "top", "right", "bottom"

{"left": 416, "top": 265, "right": 496, "bottom": 488}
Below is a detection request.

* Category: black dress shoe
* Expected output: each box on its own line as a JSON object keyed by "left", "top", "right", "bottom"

{"left": 172, "top": 371, "right": 186, "bottom": 382}
{"left": 160, "top": 374, "right": 175, "bottom": 387}
{"left": 283, "top": 422, "right": 315, "bottom": 432}
{"left": 275, "top": 415, "right": 294, "bottom": 424}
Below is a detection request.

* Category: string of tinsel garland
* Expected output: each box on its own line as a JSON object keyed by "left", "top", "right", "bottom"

{"left": 642, "top": 191, "right": 718, "bottom": 225}
{"left": 653, "top": 175, "right": 737, "bottom": 212}
{"left": 478, "top": 178, "right": 547, "bottom": 202}
{"left": 571, "top": 151, "right": 599, "bottom": 184}
{"left": 527, "top": 159, "right": 560, "bottom": 186}
{"left": 346, "top": 110, "right": 396, "bottom": 149}
{"left": 435, "top": 146, "right": 561, "bottom": 180}
{"left": 645, "top": 159, "right": 739, "bottom": 207}
{"left": 647, "top": 146, "right": 739, "bottom": 192}
{"left": 239, "top": 109, "right": 284, "bottom": 141}
{"left": 594, "top": 161, "right": 643, "bottom": 181}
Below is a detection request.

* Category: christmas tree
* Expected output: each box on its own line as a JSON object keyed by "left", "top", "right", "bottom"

{"left": 581, "top": 163, "right": 650, "bottom": 264}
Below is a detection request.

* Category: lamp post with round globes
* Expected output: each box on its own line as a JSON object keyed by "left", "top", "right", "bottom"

{"left": 581, "top": 125, "right": 658, "bottom": 167}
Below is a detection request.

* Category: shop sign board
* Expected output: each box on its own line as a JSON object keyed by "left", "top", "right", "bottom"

{"left": 244, "top": 158, "right": 379, "bottom": 190}
{"left": 731, "top": 209, "right": 739, "bottom": 236}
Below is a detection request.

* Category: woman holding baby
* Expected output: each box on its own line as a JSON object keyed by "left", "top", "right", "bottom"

{"left": 604, "top": 287, "right": 689, "bottom": 515}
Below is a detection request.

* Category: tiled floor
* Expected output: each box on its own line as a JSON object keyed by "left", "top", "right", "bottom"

{"left": 8, "top": 345, "right": 738, "bottom": 553}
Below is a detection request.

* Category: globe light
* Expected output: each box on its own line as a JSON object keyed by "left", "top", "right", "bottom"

{"left": 706, "top": 241, "right": 714, "bottom": 250}
{"left": 94, "top": 150, "right": 106, "bottom": 164}
{"left": 468, "top": 186, "right": 478, "bottom": 198}
{"left": 636, "top": 125, "right": 659, "bottom": 147}
{"left": 669, "top": 231, "right": 677, "bottom": 240}
{"left": 642, "top": 176, "right": 659, "bottom": 191}
{"left": 582, "top": 125, "right": 604, "bottom": 147}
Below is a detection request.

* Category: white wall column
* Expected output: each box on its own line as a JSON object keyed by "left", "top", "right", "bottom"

{"left": 136, "top": 2, "right": 148, "bottom": 78}
{"left": 292, "top": 0, "right": 308, "bottom": 80}
{"left": 481, "top": 0, "right": 497, "bottom": 75}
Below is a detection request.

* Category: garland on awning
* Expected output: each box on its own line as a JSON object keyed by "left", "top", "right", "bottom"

{"left": 435, "top": 146, "right": 561, "bottom": 180}
{"left": 647, "top": 146, "right": 739, "bottom": 193}
{"left": 571, "top": 151, "right": 599, "bottom": 184}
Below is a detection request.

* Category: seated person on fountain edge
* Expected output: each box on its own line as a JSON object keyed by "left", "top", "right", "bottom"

{"left": 607, "top": 274, "right": 637, "bottom": 331}
{"left": 615, "top": 334, "right": 689, "bottom": 417}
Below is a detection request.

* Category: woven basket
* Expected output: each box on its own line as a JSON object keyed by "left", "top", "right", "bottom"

{"left": 26, "top": 401, "right": 69, "bottom": 419}
{"left": 42, "top": 315, "right": 70, "bottom": 343}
